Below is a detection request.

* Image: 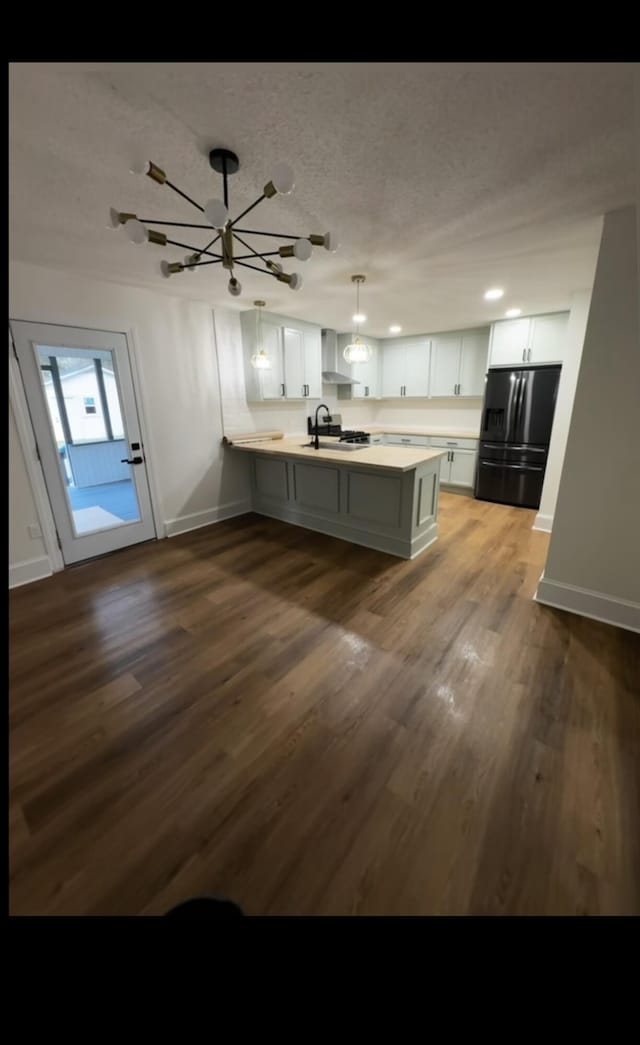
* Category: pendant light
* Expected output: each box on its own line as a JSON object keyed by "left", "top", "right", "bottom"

{"left": 250, "top": 301, "right": 271, "bottom": 369}
{"left": 343, "top": 275, "right": 372, "bottom": 363}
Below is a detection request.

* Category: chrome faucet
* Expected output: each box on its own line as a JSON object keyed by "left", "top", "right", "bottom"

{"left": 312, "top": 404, "right": 332, "bottom": 449}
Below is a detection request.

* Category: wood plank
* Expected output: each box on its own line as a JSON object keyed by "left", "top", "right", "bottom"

{"left": 9, "top": 496, "right": 640, "bottom": 914}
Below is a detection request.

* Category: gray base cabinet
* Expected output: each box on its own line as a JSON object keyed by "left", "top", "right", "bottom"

{"left": 249, "top": 453, "right": 443, "bottom": 559}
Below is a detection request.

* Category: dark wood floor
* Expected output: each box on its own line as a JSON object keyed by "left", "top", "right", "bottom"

{"left": 9, "top": 494, "right": 640, "bottom": 915}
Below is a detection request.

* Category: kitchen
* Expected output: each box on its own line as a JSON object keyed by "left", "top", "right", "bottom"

{"left": 220, "top": 294, "right": 569, "bottom": 559}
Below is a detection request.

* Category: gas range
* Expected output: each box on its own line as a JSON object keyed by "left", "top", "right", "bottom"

{"left": 306, "top": 413, "right": 370, "bottom": 444}
{"left": 339, "top": 430, "right": 370, "bottom": 444}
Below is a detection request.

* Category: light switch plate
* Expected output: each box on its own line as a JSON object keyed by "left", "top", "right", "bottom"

{"left": 28, "top": 523, "right": 42, "bottom": 540}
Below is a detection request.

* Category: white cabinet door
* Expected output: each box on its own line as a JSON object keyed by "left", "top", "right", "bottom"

{"left": 489, "top": 318, "right": 530, "bottom": 366}
{"left": 381, "top": 342, "right": 405, "bottom": 397}
{"left": 430, "top": 334, "right": 461, "bottom": 397}
{"left": 529, "top": 313, "right": 567, "bottom": 364}
{"left": 283, "top": 327, "right": 305, "bottom": 399}
{"left": 404, "top": 339, "right": 430, "bottom": 396}
{"left": 351, "top": 346, "right": 378, "bottom": 398}
{"left": 438, "top": 454, "right": 451, "bottom": 483}
{"left": 448, "top": 449, "right": 477, "bottom": 487}
{"left": 459, "top": 331, "right": 488, "bottom": 396}
{"left": 303, "top": 327, "right": 322, "bottom": 399}
{"left": 258, "top": 323, "right": 285, "bottom": 400}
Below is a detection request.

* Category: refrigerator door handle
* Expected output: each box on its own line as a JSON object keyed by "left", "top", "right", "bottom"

{"left": 482, "top": 443, "right": 546, "bottom": 452}
{"left": 480, "top": 461, "right": 543, "bottom": 472}
{"left": 514, "top": 374, "right": 527, "bottom": 434}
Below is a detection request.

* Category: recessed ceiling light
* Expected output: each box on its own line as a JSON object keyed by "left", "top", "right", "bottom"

{"left": 389, "top": 325, "right": 402, "bottom": 334}
{"left": 352, "top": 312, "right": 366, "bottom": 323}
{"left": 505, "top": 307, "right": 522, "bottom": 317}
{"left": 484, "top": 287, "right": 504, "bottom": 301}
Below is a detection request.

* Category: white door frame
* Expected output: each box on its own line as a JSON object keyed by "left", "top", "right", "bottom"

{"left": 8, "top": 322, "right": 162, "bottom": 573}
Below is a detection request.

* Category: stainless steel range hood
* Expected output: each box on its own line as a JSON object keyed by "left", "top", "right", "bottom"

{"left": 321, "top": 329, "right": 359, "bottom": 385}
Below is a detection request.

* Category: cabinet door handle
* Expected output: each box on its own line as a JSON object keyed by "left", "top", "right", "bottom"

{"left": 527, "top": 349, "right": 532, "bottom": 362}
{"left": 522, "top": 349, "right": 525, "bottom": 362}
{"left": 451, "top": 451, "right": 455, "bottom": 462}
{"left": 365, "top": 386, "right": 369, "bottom": 397}
{"left": 280, "top": 383, "right": 285, "bottom": 397}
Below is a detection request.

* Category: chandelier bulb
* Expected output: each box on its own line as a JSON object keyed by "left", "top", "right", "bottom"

{"left": 294, "top": 238, "right": 312, "bottom": 261}
{"left": 204, "top": 198, "right": 229, "bottom": 230}
{"left": 125, "top": 219, "right": 148, "bottom": 245}
{"left": 129, "top": 158, "right": 150, "bottom": 176}
{"left": 323, "top": 232, "right": 339, "bottom": 253}
{"left": 288, "top": 273, "right": 303, "bottom": 291}
{"left": 264, "top": 163, "right": 295, "bottom": 198}
{"left": 184, "top": 254, "right": 201, "bottom": 272}
{"left": 228, "top": 277, "right": 242, "bottom": 297}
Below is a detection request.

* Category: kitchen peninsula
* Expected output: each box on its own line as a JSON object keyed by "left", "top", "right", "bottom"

{"left": 228, "top": 435, "right": 446, "bottom": 559}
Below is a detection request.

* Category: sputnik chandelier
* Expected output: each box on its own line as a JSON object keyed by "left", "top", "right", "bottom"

{"left": 109, "top": 147, "right": 339, "bottom": 294}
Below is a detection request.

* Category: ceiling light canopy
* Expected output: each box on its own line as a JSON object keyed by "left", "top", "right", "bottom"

{"left": 110, "top": 147, "right": 338, "bottom": 296}
{"left": 343, "top": 275, "right": 372, "bottom": 364}
{"left": 505, "top": 307, "right": 522, "bottom": 317}
{"left": 484, "top": 287, "right": 504, "bottom": 301}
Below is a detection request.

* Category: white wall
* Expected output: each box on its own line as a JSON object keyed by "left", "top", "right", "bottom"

{"left": 373, "top": 398, "right": 482, "bottom": 433}
{"left": 536, "top": 205, "right": 640, "bottom": 632}
{"left": 9, "top": 260, "right": 251, "bottom": 566}
{"left": 533, "top": 289, "right": 593, "bottom": 532}
{"left": 9, "top": 401, "right": 50, "bottom": 586}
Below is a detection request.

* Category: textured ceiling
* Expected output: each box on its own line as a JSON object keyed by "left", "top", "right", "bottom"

{"left": 9, "top": 62, "right": 637, "bottom": 336}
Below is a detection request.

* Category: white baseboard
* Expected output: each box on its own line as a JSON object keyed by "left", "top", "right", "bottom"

{"left": 164, "top": 499, "right": 252, "bottom": 538}
{"left": 532, "top": 513, "right": 553, "bottom": 533}
{"left": 9, "top": 555, "right": 53, "bottom": 589}
{"left": 535, "top": 574, "right": 640, "bottom": 633}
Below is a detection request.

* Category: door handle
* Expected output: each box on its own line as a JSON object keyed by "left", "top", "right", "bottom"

{"left": 121, "top": 456, "right": 143, "bottom": 465}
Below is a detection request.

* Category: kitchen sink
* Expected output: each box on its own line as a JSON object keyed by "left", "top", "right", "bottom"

{"left": 302, "top": 441, "right": 368, "bottom": 452}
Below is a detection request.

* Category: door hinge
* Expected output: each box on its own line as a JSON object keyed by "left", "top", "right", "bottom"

{"left": 56, "top": 531, "right": 62, "bottom": 550}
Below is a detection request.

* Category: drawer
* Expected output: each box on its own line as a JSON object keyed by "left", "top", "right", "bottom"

{"left": 429, "top": 436, "right": 479, "bottom": 450}
{"left": 383, "top": 434, "right": 430, "bottom": 446}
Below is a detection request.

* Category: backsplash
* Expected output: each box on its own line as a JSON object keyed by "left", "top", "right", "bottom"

{"left": 374, "top": 397, "right": 482, "bottom": 432}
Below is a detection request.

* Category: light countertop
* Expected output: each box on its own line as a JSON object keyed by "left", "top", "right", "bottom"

{"left": 367, "top": 425, "right": 480, "bottom": 439}
{"left": 229, "top": 435, "right": 446, "bottom": 473}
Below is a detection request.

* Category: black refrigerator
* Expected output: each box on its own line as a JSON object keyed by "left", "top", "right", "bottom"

{"left": 475, "top": 365, "right": 561, "bottom": 509}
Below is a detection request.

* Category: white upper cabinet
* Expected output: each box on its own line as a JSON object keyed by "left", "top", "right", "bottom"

{"left": 241, "top": 309, "right": 323, "bottom": 401}
{"left": 429, "top": 329, "right": 488, "bottom": 397}
{"left": 403, "top": 340, "right": 431, "bottom": 396}
{"left": 283, "top": 328, "right": 305, "bottom": 399}
{"left": 380, "top": 341, "right": 407, "bottom": 397}
{"left": 430, "top": 333, "right": 461, "bottom": 396}
{"left": 489, "top": 318, "right": 531, "bottom": 366}
{"left": 259, "top": 321, "right": 285, "bottom": 400}
{"left": 303, "top": 326, "right": 323, "bottom": 399}
{"left": 528, "top": 313, "right": 568, "bottom": 364}
{"left": 488, "top": 312, "right": 569, "bottom": 367}
{"left": 459, "top": 330, "right": 489, "bottom": 396}
{"left": 380, "top": 337, "right": 430, "bottom": 397}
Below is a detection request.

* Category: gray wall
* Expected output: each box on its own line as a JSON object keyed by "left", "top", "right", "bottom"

{"left": 538, "top": 205, "right": 640, "bottom": 616}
